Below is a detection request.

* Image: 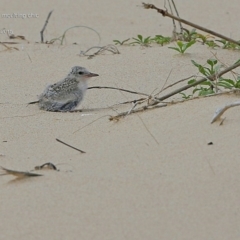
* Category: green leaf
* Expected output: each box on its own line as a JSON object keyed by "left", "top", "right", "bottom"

{"left": 216, "top": 39, "right": 226, "bottom": 44}
{"left": 235, "top": 80, "right": 240, "bottom": 88}
{"left": 177, "top": 41, "right": 184, "bottom": 48}
{"left": 191, "top": 60, "right": 201, "bottom": 68}
{"left": 113, "top": 40, "right": 121, "bottom": 45}
{"left": 132, "top": 38, "right": 140, "bottom": 43}
{"left": 137, "top": 35, "right": 143, "bottom": 41}
{"left": 198, "top": 88, "right": 214, "bottom": 96}
{"left": 185, "top": 40, "right": 196, "bottom": 48}
{"left": 188, "top": 79, "right": 197, "bottom": 84}
{"left": 217, "top": 82, "right": 233, "bottom": 89}
{"left": 207, "top": 58, "right": 217, "bottom": 67}
{"left": 198, "top": 65, "right": 208, "bottom": 76}
{"left": 234, "top": 59, "right": 240, "bottom": 65}
{"left": 193, "top": 88, "right": 201, "bottom": 94}
{"left": 144, "top": 36, "right": 151, "bottom": 43}
{"left": 198, "top": 81, "right": 212, "bottom": 86}
{"left": 179, "top": 92, "right": 192, "bottom": 99}
{"left": 219, "top": 79, "right": 235, "bottom": 86}
{"left": 168, "top": 47, "right": 181, "bottom": 53}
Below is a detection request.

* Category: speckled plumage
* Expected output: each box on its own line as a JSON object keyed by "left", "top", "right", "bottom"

{"left": 38, "top": 66, "right": 98, "bottom": 112}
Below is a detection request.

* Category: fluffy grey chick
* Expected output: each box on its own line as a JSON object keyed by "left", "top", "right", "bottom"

{"left": 39, "top": 66, "right": 99, "bottom": 112}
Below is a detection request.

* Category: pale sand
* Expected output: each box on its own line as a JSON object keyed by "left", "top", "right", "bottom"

{"left": 0, "top": 0, "right": 240, "bottom": 239}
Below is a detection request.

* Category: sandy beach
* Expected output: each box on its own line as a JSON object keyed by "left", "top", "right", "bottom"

{"left": 0, "top": 0, "right": 240, "bottom": 239}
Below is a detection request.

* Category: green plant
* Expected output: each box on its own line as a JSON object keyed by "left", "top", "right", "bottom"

{"left": 151, "top": 35, "right": 171, "bottom": 46}
{"left": 194, "top": 33, "right": 213, "bottom": 43}
{"left": 187, "top": 78, "right": 215, "bottom": 96}
{"left": 216, "top": 39, "right": 240, "bottom": 50}
{"left": 113, "top": 38, "right": 130, "bottom": 45}
{"left": 168, "top": 40, "right": 196, "bottom": 54}
{"left": 204, "top": 40, "right": 219, "bottom": 48}
{"left": 180, "top": 58, "right": 240, "bottom": 98}
{"left": 182, "top": 28, "right": 198, "bottom": 42}
{"left": 189, "top": 58, "right": 220, "bottom": 96}
{"left": 217, "top": 76, "right": 240, "bottom": 89}
{"left": 191, "top": 58, "right": 220, "bottom": 76}
{"left": 179, "top": 92, "right": 192, "bottom": 99}
{"left": 130, "top": 35, "right": 152, "bottom": 46}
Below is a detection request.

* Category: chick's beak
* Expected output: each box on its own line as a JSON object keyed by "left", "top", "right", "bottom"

{"left": 86, "top": 72, "right": 99, "bottom": 78}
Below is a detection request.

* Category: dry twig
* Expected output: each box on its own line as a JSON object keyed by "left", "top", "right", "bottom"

{"left": 56, "top": 138, "right": 86, "bottom": 153}
{"left": 40, "top": 10, "right": 53, "bottom": 43}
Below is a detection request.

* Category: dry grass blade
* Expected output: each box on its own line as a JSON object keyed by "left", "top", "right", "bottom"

{"left": 88, "top": 86, "right": 149, "bottom": 96}
{"left": 79, "top": 45, "right": 119, "bottom": 58}
{"left": 0, "top": 166, "right": 43, "bottom": 178}
{"left": 0, "top": 42, "right": 19, "bottom": 51}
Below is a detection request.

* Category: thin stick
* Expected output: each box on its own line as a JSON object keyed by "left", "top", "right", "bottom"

{"left": 159, "top": 75, "right": 195, "bottom": 94}
{"left": 88, "top": 86, "right": 149, "bottom": 96}
{"left": 157, "top": 68, "right": 173, "bottom": 94}
{"left": 137, "top": 115, "right": 159, "bottom": 144}
{"left": 142, "top": 3, "right": 240, "bottom": 46}
{"left": 109, "top": 103, "right": 167, "bottom": 121}
{"left": 40, "top": 10, "right": 53, "bottom": 43}
{"left": 167, "top": 0, "right": 177, "bottom": 35}
{"left": 170, "top": 0, "right": 183, "bottom": 33}
{"left": 56, "top": 138, "right": 86, "bottom": 153}
{"left": 28, "top": 100, "right": 39, "bottom": 105}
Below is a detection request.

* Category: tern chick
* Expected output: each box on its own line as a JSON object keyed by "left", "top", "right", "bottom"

{"left": 38, "top": 66, "right": 99, "bottom": 112}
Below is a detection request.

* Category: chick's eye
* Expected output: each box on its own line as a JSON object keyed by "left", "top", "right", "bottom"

{"left": 78, "top": 71, "right": 84, "bottom": 75}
